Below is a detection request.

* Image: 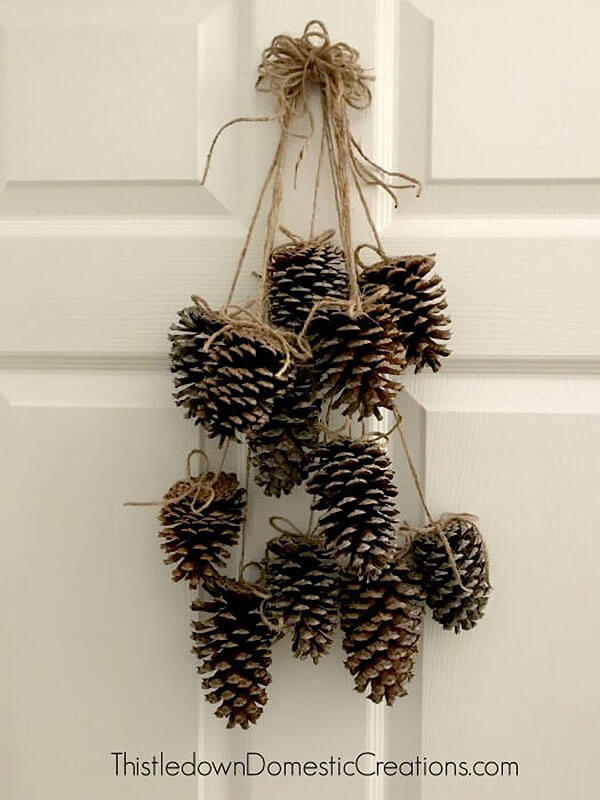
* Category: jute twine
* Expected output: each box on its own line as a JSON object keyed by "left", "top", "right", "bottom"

{"left": 199, "top": 19, "right": 421, "bottom": 330}
{"left": 124, "top": 446, "right": 228, "bottom": 513}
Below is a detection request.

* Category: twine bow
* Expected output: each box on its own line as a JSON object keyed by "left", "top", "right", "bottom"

{"left": 123, "top": 447, "right": 230, "bottom": 512}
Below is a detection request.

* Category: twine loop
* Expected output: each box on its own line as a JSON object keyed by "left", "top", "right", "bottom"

{"left": 123, "top": 448, "right": 217, "bottom": 512}
{"left": 256, "top": 20, "right": 372, "bottom": 117}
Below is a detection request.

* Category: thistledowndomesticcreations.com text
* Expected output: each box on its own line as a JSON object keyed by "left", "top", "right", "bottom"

{"left": 110, "top": 751, "right": 519, "bottom": 779}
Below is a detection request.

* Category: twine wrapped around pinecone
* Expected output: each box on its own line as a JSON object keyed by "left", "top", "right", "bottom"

{"left": 172, "top": 296, "right": 304, "bottom": 442}
{"left": 359, "top": 249, "right": 451, "bottom": 372}
{"left": 412, "top": 515, "right": 491, "bottom": 633}
{"left": 248, "top": 368, "right": 322, "bottom": 497}
{"left": 341, "top": 558, "right": 425, "bottom": 704}
{"left": 158, "top": 470, "right": 246, "bottom": 589}
{"left": 192, "top": 576, "right": 274, "bottom": 729}
{"left": 308, "top": 297, "right": 407, "bottom": 420}
{"left": 306, "top": 437, "right": 399, "bottom": 579}
{"left": 268, "top": 230, "right": 349, "bottom": 333}
{"left": 265, "top": 530, "right": 340, "bottom": 663}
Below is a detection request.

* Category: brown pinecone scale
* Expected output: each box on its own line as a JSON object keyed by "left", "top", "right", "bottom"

{"left": 192, "top": 576, "right": 274, "bottom": 729}
{"left": 341, "top": 559, "right": 425, "bottom": 705}
{"left": 269, "top": 238, "right": 348, "bottom": 333}
{"left": 306, "top": 437, "right": 399, "bottom": 579}
{"left": 309, "top": 302, "right": 406, "bottom": 419}
{"left": 158, "top": 471, "right": 246, "bottom": 588}
{"left": 412, "top": 517, "right": 491, "bottom": 632}
{"left": 265, "top": 534, "right": 340, "bottom": 664}
{"left": 360, "top": 255, "right": 451, "bottom": 372}
{"left": 248, "top": 368, "right": 321, "bottom": 497}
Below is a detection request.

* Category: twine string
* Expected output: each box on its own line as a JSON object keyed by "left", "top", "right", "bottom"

{"left": 124, "top": 448, "right": 216, "bottom": 511}
{"left": 199, "top": 20, "right": 421, "bottom": 316}
{"left": 309, "top": 122, "right": 327, "bottom": 239}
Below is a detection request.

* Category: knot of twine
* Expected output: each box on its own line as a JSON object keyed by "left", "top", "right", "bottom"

{"left": 191, "top": 294, "right": 312, "bottom": 378}
{"left": 256, "top": 20, "right": 372, "bottom": 117}
{"left": 123, "top": 448, "right": 218, "bottom": 512}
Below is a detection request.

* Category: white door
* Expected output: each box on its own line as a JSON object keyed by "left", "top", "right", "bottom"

{"left": 2, "top": 1, "right": 599, "bottom": 799}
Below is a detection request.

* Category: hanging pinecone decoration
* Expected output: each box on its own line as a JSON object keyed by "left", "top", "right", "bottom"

{"left": 169, "top": 299, "right": 223, "bottom": 421}
{"left": 248, "top": 368, "right": 321, "bottom": 497}
{"left": 185, "top": 323, "right": 293, "bottom": 442}
{"left": 268, "top": 234, "right": 349, "bottom": 333}
{"left": 158, "top": 471, "right": 246, "bottom": 588}
{"left": 306, "top": 437, "right": 399, "bottom": 579}
{"left": 412, "top": 515, "right": 491, "bottom": 633}
{"left": 265, "top": 533, "right": 340, "bottom": 663}
{"left": 360, "top": 254, "right": 451, "bottom": 372}
{"left": 341, "top": 558, "right": 425, "bottom": 705}
{"left": 191, "top": 576, "right": 274, "bottom": 729}
{"left": 309, "top": 300, "right": 406, "bottom": 419}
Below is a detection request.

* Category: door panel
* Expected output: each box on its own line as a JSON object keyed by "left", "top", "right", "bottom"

{"left": 2, "top": 1, "right": 599, "bottom": 799}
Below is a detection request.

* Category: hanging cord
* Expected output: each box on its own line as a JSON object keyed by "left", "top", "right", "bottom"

{"left": 199, "top": 19, "right": 420, "bottom": 315}
{"left": 309, "top": 123, "right": 327, "bottom": 240}
{"left": 390, "top": 408, "right": 479, "bottom": 594}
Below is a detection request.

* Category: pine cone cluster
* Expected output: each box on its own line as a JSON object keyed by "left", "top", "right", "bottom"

{"left": 306, "top": 437, "right": 399, "bottom": 579}
{"left": 269, "top": 239, "right": 348, "bottom": 333}
{"left": 265, "top": 534, "right": 339, "bottom": 663}
{"left": 341, "top": 559, "right": 425, "bottom": 704}
{"left": 248, "top": 369, "right": 321, "bottom": 496}
{"left": 310, "top": 302, "right": 406, "bottom": 419}
{"left": 360, "top": 255, "right": 451, "bottom": 372}
{"left": 158, "top": 471, "right": 246, "bottom": 589}
{"left": 161, "top": 206, "right": 489, "bottom": 729}
{"left": 192, "top": 576, "right": 274, "bottom": 729}
{"left": 412, "top": 517, "right": 491, "bottom": 632}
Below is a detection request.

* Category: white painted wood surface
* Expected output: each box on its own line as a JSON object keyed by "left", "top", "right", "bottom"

{"left": 1, "top": 1, "right": 599, "bottom": 798}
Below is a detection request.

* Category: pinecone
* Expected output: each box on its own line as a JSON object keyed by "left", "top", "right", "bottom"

{"left": 309, "top": 302, "right": 406, "bottom": 419}
{"left": 360, "top": 255, "right": 451, "bottom": 372}
{"left": 191, "top": 576, "right": 274, "bottom": 729}
{"left": 269, "top": 238, "right": 349, "bottom": 333}
{"left": 158, "top": 471, "right": 246, "bottom": 588}
{"left": 190, "top": 326, "right": 292, "bottom": 442}
{"left": 265, "top": 534, "right": 340, "bottom": 663}
{"left": 306, "top": 437, "right": 399, "bottom": 579}
{"left": 412, "top": 517, "right": 491, "bottom": 633}
{"left": 169, "top": 302, "right": 222, "bottom": 421}
{"left": 248, "top": 369, "right": 322, "bottom": 497}
{"left": 341, "top": 559, "right": 425, "bottom": 704}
